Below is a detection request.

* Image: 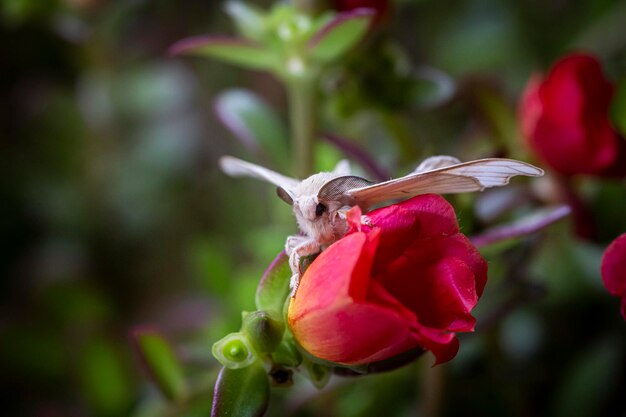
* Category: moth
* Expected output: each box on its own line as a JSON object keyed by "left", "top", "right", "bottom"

{"left": 220, "top": 155, "right": 543, "bottom": 295}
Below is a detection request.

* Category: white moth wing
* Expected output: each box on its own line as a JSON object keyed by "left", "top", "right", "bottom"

{"left": 346, "top": 158, "right": 544, "bottom": 209}
{"left": 219, "top": 156, "right": 299, "bottom": 191}
{"left": 347, "top": 172, "right": 482, "bottom": 208}
{"left": 413, "top": 155, "right": 462, "bottom": 172}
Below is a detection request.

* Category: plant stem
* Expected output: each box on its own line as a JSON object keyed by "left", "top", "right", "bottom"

{"left": 287, "top": 77, "right": 317, "bottom": 178}
{"left": 292, "top": 0, "right": 316, "bottom": 15}
{"left": 420, "top": 356, "right": 444, "bottom": 417}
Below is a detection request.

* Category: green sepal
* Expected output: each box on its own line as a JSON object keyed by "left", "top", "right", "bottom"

{"left": 256, "top": 251, "right": 291, "bottom": 313}
{"left": 169, "top": 36, "right": 277, "bottom": 71}
{"left": 212, "top": 332, "right": 257, "bottom": 369}
{"left": 131, "top": 328, "right": 188, "bottom": 402}
{"left": 270, "top": 337, "right": 303, "bottom": 368}
{"left": 211, "top": 362, "right": 270, "bottom": 417}
{"left": 308, "top": 9, "right": 374, "bottom": 63}
{"left": 302, "top": 357, "right": 332, "bottom": 389}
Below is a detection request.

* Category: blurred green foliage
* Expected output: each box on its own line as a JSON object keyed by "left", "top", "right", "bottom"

{"left": 1, "top": 0, "right": 625, "bottom": 416}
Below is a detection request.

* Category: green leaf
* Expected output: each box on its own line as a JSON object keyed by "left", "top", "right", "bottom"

{"left": 169, "top": 36, "right": 277, "bottom": 71}
{"left": 225, "top": 1, "right": 268, "bottom": 40}
{"left": 78, "top": 337, "right": 133, "bottom": 416}
{"left": 212, "top": 362, "right": 270, "bottom": 417}
{"left": 610, "top": 76, "right": 626, "bottom": 137}
{"left": 214, "top": 89, "right": 289, "bottom": 167}
{"left": 132, "top": 328, "right": 188, "bottom": 401}
{"left": 308, "top": 9, "right": 374, "bottom": 62}
{"left": 255, "top": 252, "right": 291, "bottom": 312}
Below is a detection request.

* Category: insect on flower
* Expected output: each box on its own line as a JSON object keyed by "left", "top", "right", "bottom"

{"left": 220, "top": 155, "right": 544, "bottom": 295}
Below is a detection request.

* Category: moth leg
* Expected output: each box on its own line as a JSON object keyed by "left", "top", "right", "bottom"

{"left": 289, "top": 239, "right": 320, "bottom": 297}
{"left": 285, "top": 234, "right": 308, "bottom": 256}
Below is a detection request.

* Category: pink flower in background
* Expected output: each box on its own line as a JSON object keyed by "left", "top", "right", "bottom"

{"left": 601, "top": 233, "right": 626, "bottom": 320}
{"left": 519, "top": 53, "right": 626, "bottom": 176}
{"left": 288, "top": 194, "right": 487, "bottom": 365}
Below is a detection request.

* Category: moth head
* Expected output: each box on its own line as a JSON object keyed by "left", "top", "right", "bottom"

{"left": 276, "top": 187, "right": 295, "bottom": 205}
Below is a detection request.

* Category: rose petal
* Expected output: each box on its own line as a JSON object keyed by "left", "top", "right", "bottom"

{"left": 290, "top": 233, "right": 369, "bottom": 317}
{"left": 367, "top": 194, "right": 460, "bottom": 266}
{"left": 601, "top": 233, "right": 626, "bottom": 296}
{"left": 291, "top": 300, "right": 417, "bottom": 365}
{"left": 378, "top": 240, "right": 482, "bottom": 331}
{"left": 412, "top": 326, "right": 459, "bottom": 365}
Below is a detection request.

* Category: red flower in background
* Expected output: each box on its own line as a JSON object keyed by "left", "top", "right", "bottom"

{"left": 601, "top": 233, "right": 626, "bottom": 320}
{"left": 288, "top": 194, "right": 487, "bottom": 366}
{"left": 519, "top": 53, "right": 626, "bottom": 176}
{"left": 334, "top": 0, "right": 390, "bottom": 24}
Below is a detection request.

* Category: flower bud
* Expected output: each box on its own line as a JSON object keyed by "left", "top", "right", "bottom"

{"left": 212, "top": 332, "right": 257, "bottom": 369}
{"left": 519, "top": 53, "right": 626, "bottom": 177}
{"left": 242, "top": 310, "right": 285, "bottom": 354}
{"left": 288, "top": 195, "right": 487, "bottom": 366}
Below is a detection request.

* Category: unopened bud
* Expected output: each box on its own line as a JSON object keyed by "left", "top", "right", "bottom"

{"left": 242, "top": 310, "right": 285, "bottom": 354}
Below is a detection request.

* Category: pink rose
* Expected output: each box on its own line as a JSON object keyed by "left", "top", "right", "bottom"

{"left": 519, "top": 53, "right": 625, "bottom": 176}
{"left": 288, "top": 194, "right": 487, "bottom": 365}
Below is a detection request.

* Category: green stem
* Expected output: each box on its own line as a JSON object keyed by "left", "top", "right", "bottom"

{"left": 287, "top": 77, "right": 317, "bottom": 178}
{"left": 420, "top": 356, "right": 444, "bottom": 417}
{"left": 292, "top": 0, "right": 316, "bottom": 15}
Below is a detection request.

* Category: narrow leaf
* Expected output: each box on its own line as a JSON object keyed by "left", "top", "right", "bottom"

{"left": 169, "top": 36, "right": 276, "bottom": 70}
{"left": 131, "top": 327, "right": 187, "bottom": 401}
{"left": 471, "top": 205, "right": 571, "bottom": 248}
{"left": 211, "top": 362, "right": 270, "bottom": 417}
{"left": 214, "top": 89, "right": 289, "bottom": 166}
{"left": 308, "top": 9, "right": 374, "bottom": 62}
{"left": 256, "top": 251, "right": 291, "bottom": 312}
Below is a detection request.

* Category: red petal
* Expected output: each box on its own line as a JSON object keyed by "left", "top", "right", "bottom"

{"left": 601, "top": 233, "right": 626, "bottom": 297}
{"left": 290, "top": 290, "right": 417, "bottom": 365}
{"left": 601, "top": 233, "right": 626, "bottom": 320}
{"left": 289, "top": 232, "right": 373, "bottom": 319}
{"left": 367, "top": 194, "right": 460, "bottom": 266}
{"left": 378, "top": 238, "right": 483, "bottom": 331}
{"left": 413, "top": 326, "right": 460, "bottom": 365}
{"left": 289, "top": 229, "right": 418, "bottom": 365}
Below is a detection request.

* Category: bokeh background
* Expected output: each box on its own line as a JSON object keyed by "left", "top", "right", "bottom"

{"left": 2, "top": 0, "right": 625, "bottom": 416}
